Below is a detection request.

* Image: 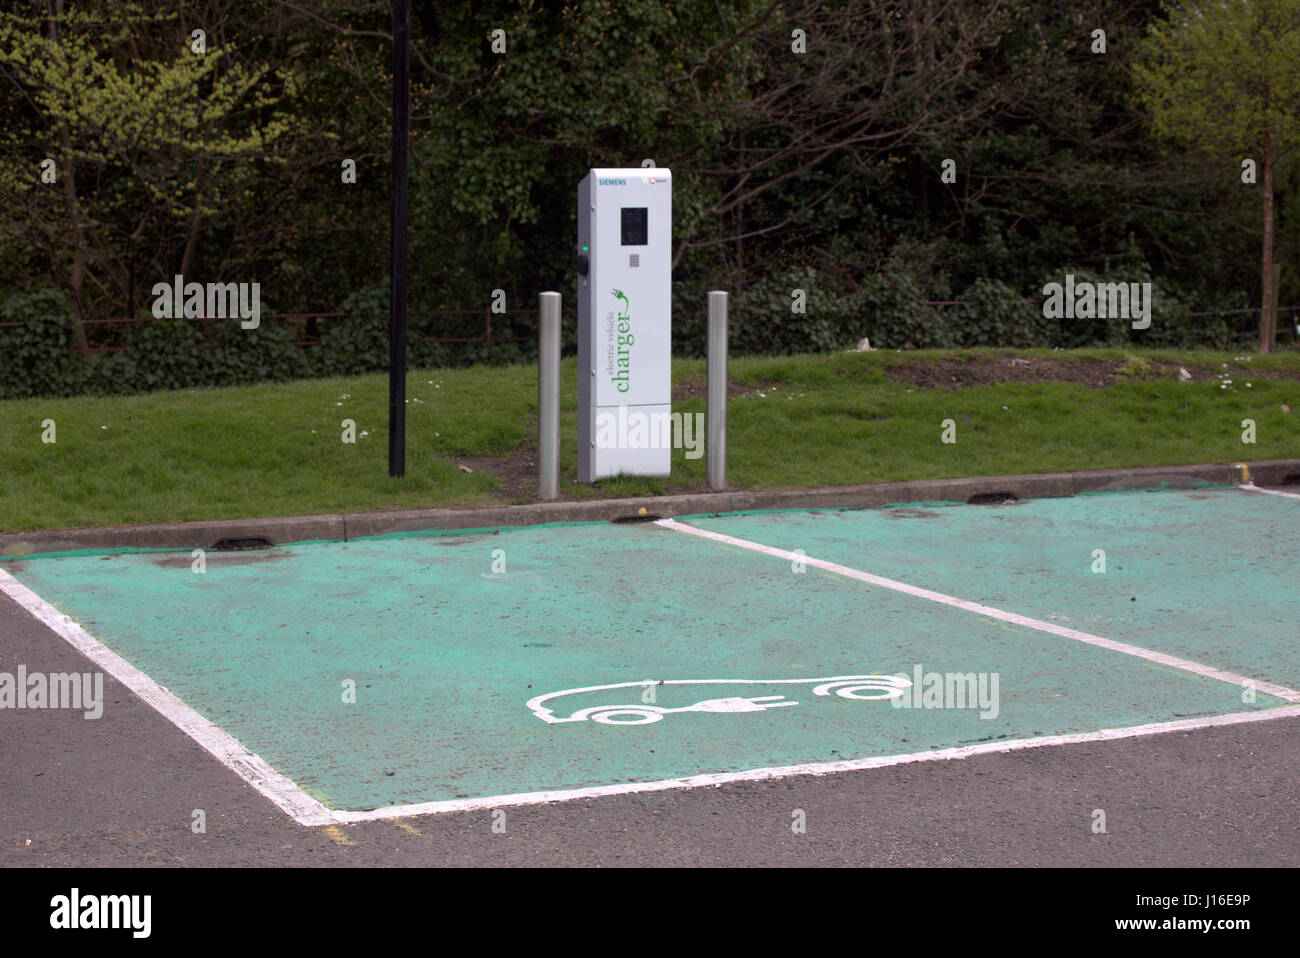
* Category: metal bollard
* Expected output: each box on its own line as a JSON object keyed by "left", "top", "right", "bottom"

{"left": 538, "top": 292, "right": 561, "bottom": 500}
{"left": 707, "top": 290, "right": 728, "bottom": 490}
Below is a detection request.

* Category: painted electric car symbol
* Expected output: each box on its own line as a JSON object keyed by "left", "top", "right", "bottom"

{"left": 527, "top": 675, "right": 912, "bottom": 726}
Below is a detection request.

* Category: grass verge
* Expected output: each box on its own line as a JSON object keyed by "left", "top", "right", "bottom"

{"left": 1, "top": 347, "right": 1297, "bottom": 532}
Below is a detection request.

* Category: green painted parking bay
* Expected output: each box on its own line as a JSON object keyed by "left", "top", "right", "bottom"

{"left": 3, "top": 486, "right": 1293, "bottom": 814}
{"left": 691, "top": 487, "right": 1300, "bottom": 693}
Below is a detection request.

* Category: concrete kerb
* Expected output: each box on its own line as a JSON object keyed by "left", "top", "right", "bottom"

{"left": 0, "top": 514, "right": 347, "bottom": 559}
{"left": 2, "top": 459, "right": 1297, "bottom": 559}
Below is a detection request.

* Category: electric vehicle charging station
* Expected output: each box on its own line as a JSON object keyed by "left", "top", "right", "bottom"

{"left": 577, "top": 168, "right": 672, "bottom": 481}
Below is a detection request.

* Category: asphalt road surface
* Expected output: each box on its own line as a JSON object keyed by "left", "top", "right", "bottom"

{"left": 4, "top": 584, "right": 1298, "bottom": 868}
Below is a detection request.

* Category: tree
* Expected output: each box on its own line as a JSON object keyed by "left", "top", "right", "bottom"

{"left": 0, "top": 1, "right": 308, "bottom": 348}
{"left": 1133, "top": 0, "right": 1300, "bottom": 352}
{"left": 410, "top": 0, "right": 1025, "bottom": 308}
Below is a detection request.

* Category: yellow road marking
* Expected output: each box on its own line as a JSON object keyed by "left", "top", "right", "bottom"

{"left": 323, "top": 825, "right": 355, "bottom": 845}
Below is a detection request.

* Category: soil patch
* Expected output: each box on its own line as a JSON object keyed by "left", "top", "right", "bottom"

{"left": 672, "top": 378, "right": 786, "bottom": 401}
{"left": 882, "top": 355, "right": 1300, "bottom": 389}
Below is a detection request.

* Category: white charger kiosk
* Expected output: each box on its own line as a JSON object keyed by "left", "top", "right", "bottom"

{"left": 577, "top": 168, "right": 672, "bottom": 481}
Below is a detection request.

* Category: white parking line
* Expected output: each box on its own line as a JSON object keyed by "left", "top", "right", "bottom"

{"left": 329, "top": 704, "right": 1300, "bottom": 822}
{"left": 0, "top": 568, "right": 336, "bottom": 827}
{"left": 1239, "top": 483, "right": 1300, "bottom": 499}
{"left": 6, "top": 514, "right": 1299, "bottom": 827}
{"left": 655, "top": 517, "right": 1300, "bottom": 704}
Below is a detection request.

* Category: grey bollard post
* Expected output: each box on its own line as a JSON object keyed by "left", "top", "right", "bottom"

{"left": 707, "top": 290, "right": 728, "bottom": 490}
{"left": 538, "top": 292, "right": 561, "bottom": 500}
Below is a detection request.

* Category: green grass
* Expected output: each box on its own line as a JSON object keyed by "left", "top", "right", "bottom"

{"left": 2, "top": 348, "right": 1298, "bottom": 532}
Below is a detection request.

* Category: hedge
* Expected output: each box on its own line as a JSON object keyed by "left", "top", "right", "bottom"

{"left": 0, "top": 277, "right": 1243, "bottom": 400}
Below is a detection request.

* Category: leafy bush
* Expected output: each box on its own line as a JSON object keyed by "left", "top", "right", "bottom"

{"left": 117, "top": 316, "right": 211, "bottom": 392}
{"left": 209, "top": 318, "right": 308, "bottom": 386}
{"left": 954, "top": 278, "right": 1042, "bottom": 347}
{"left": 316, "top": 285, "right": 426, "bottom": 376}
{"left": 0, "top": 289, "right": 78, "bottom": 399}
{"left": 734, "top": 268, "right": 864, "bottom": 355}
{"left": 673, "top": 268, "right": 865, "bottom": 357}
{"left": 1034, "top": 266, "right": 1219, "bottom": 348}
{"left": 0, "top": 268, "right": 1261, "bottom": 401}
{"left": 858, "top": 270, "right": 949, "bottom": 348}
